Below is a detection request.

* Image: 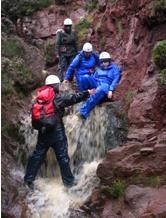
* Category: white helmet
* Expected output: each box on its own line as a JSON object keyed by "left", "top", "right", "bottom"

{"left": 99, "top": 51, "right": 111, "bottom": 60}
{"left": 64, "top": 18, "right": 72, "bottom": 26}
{"left": 83, "top": 42, "right": 93, "bottom": 52}
{"left": 45, "top": 75, "right": 60, "bottom": 85}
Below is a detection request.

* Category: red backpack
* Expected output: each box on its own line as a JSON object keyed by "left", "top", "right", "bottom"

{"left": 31, "top": 86, "right": 56, "bottom": 130}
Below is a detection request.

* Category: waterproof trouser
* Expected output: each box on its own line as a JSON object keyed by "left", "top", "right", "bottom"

{"left": 76, "top": 74, "right": 97, "bottom": 91}
{"left": 79, "top": 76, "right": 110, "bottom": 118}
{"left": 24, "top": 125, "right": 74, "bottom": 187}
{"left": 59, "top": 55, "right": 75, "bottom": 82}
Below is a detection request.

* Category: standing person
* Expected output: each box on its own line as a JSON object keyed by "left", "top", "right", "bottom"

{"left": 78, "top": 51, "right": 121, "bottom": 119}
{"left": 64, "top": 42, "right": 99, "bottom": 91}
{"left": 24, "top": 75, "right": 94, "bottom": 190}
{"left": 55, "top": 18, "right": 78, "bottom": 82}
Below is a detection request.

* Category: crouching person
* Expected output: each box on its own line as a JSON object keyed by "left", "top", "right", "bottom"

{"left": 24, "top": 75, "right": 93, "bottom": 190}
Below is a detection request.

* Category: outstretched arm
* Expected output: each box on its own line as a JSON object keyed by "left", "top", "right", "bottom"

{"left": 54, "top": 90, "right": 90, "bottom": 109}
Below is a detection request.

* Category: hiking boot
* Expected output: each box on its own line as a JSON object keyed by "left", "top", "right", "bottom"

{"left": 64, "top": 180, "right": 77, "bottom": 189}
{"left": 24, "top": 181, "right": 34, "bottom": 191}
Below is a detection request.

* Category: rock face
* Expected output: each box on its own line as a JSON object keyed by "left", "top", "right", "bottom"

{"left": 1, "top": 0, "right": 166, "bottom": 217}
{"left": 79, "top": 0, "right": 166, "bottom": 217}
{"left": 101, "top": 185, "right": 166, "bottom": 218}
{"left": 1, "top": 151, "right": 29, "bottom": 218}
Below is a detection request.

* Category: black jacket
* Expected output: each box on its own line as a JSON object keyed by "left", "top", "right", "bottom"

{"left": 54, "top": 90, "right": 89, "bottom": 122}
{"left": 38, "top": 90, "right": 89, "bottom": 136}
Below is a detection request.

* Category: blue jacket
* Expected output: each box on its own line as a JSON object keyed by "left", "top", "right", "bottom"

{"left": 94, "top": 63, "right": 121, "bottom": 91}
{"left": 65, "top": 50, "right": 99, "bottom": 80}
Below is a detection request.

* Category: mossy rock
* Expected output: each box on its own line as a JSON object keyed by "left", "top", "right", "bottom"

{"left": 152, "top": 40, "right": 166, "bottom": 69}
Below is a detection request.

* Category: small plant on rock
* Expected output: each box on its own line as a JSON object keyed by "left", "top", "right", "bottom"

{"left": 85, "top": 0, "right": 98, "bottom": 12}
{"left": 103, "top": 179, "right": 126, "bottom": 199}
{"left": 147, "top": 176, "right": 161, "bottom": 188}
{"left": 152, "top": 40, "right": 166, "bottom": 70}
{"left": 44, "top": 41, "right": 55, "bottom": 66}
{"left": 158, "top": 69, "right": 166, "bottom": 85}
{"left": 75, "top": 18, "right": 91, "bottom": 43}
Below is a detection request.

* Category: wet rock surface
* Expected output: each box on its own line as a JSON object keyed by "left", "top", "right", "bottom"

{"left": 1, "top": 0, "right": 166, "bottom": 217}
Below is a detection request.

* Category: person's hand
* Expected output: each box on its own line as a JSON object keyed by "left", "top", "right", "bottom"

{"left": 88, "top": 89, "right": 96, "bottom": 95}
{"left": 107, "top": 91, "right": 113, "bottom": 99}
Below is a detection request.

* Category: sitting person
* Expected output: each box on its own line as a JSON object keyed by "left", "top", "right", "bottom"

{"left": 78, "top": 51, "right": 121, "bottom": 119}
{"left": 64, "top": 42, "right": 99, "bottom": 91}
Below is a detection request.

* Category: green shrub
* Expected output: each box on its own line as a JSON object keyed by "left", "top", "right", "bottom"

{"left": 15, "top": 63, "right": 33, "bottom": 80}
{"left": 2, "top": 122, "right": 18, "bottom": 139}
{"left": 158, "top": 69, "right": 166, "bottom": 85}
{"left": 152, "top": 40, "right": 166, "bottom": 69}
{"left": 75, "top": 19, "right": 91, "bottom": 43}
{"left": 1, "top": 59, "right": 16, "bottom": 96}
{"left": 129, "top": 175, "right": 142, "bottom": 184}
{"left": 1, "top": 72, "right": 15, "bottom": 96}
{"left": 154, "top": 0, "right": 166, "bottom": 19}
{"left": 85, "top": 0, "right": 98, "bottom": 12}
{"left": 2, "top": 0, "right": 51, "bottom": 22}
{"left": 147, "top": 176, "right": 161, "bottom": 188}
{"left": 44, "top": 41, "right": 55, "bottom": 64}
{"left": 143, "top": 0, "right": 166, "bottom": 27}
{"left": 75, "top": 19, "right": 91, "bottom": 33}
{"left": 103, "top": 179, "right": 126, "bottom": 199}
{"left": 2, "top": 38, "right": 25, "bottom": 58}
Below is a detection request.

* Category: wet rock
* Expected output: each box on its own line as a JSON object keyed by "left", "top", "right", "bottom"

{"left": 140, "top": 147, "right": 154, "bottom": 156}
{"left": 98, "top": 0, "right": 107, "bottom": 13}
{"left": 125, "top": 185, "right": 166, "bottom": 218}
{"left": 97, "top": 141, "right": 166, "bottom": 185}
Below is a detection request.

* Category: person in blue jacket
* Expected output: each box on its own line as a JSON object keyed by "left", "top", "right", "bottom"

{"left": 79, "top": 51, "right": 121, "bottom": 119}
{"left": 64, "top": 42, "right": 99, "bottom": 91}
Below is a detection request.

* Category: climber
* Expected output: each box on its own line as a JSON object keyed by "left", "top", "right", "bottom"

{"left": 24, "top": 74, "right": 94, "bottom": 190}
{"left": 63, "top": 42, "right": 99, "bottom": 91}
{"left": 55, "top": 18, "right": 78, "bottom": 82}
{"left": 78, "top": 51, "right": 121, "bottom": 119}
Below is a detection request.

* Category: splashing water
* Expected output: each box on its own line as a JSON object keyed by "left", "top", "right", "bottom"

{"left": 25, "top": 161, "right": 100, "bottom": 218}
{"left": 19, "top": 111, "right": 103, "bottom": 217}
{"left": 19, "top": 101, "right": 127, "bottom": 217}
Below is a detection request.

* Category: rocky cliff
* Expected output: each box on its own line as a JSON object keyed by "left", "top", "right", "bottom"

{"left": 1, "top": 0, "right": 166, "bottom": 217}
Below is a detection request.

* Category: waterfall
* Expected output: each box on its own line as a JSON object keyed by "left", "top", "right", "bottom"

{"left": 18, "top": 101, "right": 127, "bottom": 217}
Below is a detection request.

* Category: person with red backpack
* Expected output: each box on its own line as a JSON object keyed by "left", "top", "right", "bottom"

{"left": 24, "top": 75, "right": 93, "bottom": 190}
